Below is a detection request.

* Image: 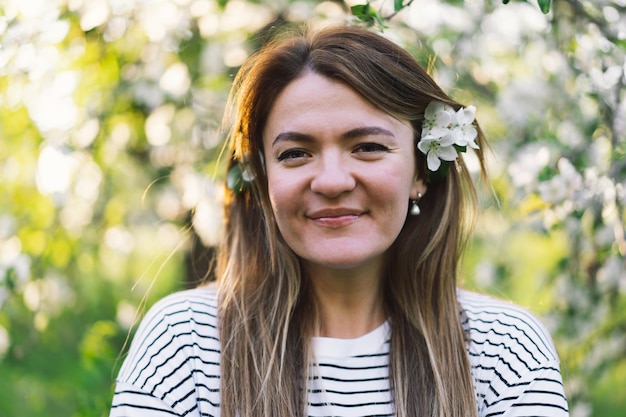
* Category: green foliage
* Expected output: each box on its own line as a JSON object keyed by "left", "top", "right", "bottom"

{"left": 501, "top": 0, "right": 551, "bottom": 13}
{"left": 537, "top": 0, "right": 552, "bottom": 13}
{"left": 351, "top": 0, "right": 553, "bottom": 28}
{"left": 351, "top": 3, "right": 387, "bottom": 29}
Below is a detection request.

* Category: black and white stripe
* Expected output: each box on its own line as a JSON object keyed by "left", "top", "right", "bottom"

{"left": 110, "top": 288, "right": 568, "bottom": 417}
{"left": 308, "top": 324, "right": 393, "bottom": 416}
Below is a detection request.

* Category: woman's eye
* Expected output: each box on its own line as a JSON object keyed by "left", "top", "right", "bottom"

{"left": 277, "top": 149, "right": 309, "bottom": 161}
{"left": 354, "top": 142, "right": 389, "bottom": 153}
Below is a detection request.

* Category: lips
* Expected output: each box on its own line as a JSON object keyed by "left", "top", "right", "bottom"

{"left": 307, "top": 208, "right": 363, "bottom": 227}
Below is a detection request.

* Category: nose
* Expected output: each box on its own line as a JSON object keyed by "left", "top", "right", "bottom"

{"left": 309, "top": 151, "right": 356, "bottom": 198}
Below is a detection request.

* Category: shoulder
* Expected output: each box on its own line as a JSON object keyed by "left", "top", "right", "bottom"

{"left": 458, "top": 289, "right": 559, "bottom": 363}
{"left": 145, "top": 284, "right": 219, "bottom": 317}
{"left": 116, "top": 285, "right": 220, "bottom": 387}
{"left": 111, "top": 286, "right": 221, "bottom": 416}
{"left": 135, "top": 285, "right": 219, "bottom": 332}
{"left": 458, "top": 290, "right": 569, "bottom": 416}
{"left": 128, "top": 286, "right": 218, "bottom": 348}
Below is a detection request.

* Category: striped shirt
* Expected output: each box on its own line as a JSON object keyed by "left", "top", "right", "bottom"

{"left": 110, "top": 287, "right": 569, "bottom": 417}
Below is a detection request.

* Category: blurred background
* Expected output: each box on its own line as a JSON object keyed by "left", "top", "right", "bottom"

{"left": 0, "top": 0, "right": 624, "bottom": 416}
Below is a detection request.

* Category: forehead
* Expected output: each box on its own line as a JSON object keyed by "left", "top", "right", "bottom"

{"left": 262, "top": 72, "right": 410, "bottom": 142}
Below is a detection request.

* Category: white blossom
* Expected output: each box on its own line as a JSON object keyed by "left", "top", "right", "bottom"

{"left": 417, "top": 100, "right": 479, "bottom": 172}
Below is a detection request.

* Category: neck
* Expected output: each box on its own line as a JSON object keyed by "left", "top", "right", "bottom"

{"left": 305, "top": 263, "right": 386, "bottom": 339}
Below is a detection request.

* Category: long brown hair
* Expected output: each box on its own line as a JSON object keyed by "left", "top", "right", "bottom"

{"left": 215, "top": 25, "right": 487, "bottom": 417}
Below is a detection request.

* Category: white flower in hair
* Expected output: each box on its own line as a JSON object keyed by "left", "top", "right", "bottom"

{"left": 417, "top": 100, "right": 479, "bottom": 174}
{"left": 421, "top": 101, "right": 455, "bottom": 140}
{"left": 241, "top": 165, "right": 255, "bottom": 182}
{"left": 450, "top": 105, "right": 479, "bottom": 149}
{"left": 417, "top": 134, "right": 458, "bottom": 171}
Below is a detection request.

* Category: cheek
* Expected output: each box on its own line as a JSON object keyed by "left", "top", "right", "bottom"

{"left": 374, "top": 166, "right": 415, "bottom": 201}
{"left": 266, "top": 175, "right": 297, "bottom": 220}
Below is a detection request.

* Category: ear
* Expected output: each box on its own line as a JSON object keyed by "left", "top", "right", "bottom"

{"left": 410, "top": 178, "right": 427, "bottom": 200}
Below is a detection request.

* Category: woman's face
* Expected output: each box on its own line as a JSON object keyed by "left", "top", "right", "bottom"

{"left": 262, "top": 72, "right": 425, "bottom": 275}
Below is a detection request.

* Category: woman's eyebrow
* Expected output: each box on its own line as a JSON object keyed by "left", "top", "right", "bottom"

{"left": 272, "top": 126, "right": 396, "bottom": 146}
{"left": 340, "top": 126, "right": 396, "bottom": 140}
{"left": 272, "top": 131, "right": 314, "bottom": 146}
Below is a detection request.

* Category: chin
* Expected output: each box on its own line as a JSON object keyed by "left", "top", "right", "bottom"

{"left": 301, "top": 252, "right": 386, "bottom": 273}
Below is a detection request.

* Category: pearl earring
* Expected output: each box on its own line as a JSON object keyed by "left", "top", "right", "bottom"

{"left": 410, "top": 192, "right": 422, "bottom": 216}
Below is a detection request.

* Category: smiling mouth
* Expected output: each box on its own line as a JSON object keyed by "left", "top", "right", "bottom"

{"left": 307, "top": 209, "right": 362, "bottom": 227}
{"left": 311, "top": 214, "right": 359, "bottom": 227}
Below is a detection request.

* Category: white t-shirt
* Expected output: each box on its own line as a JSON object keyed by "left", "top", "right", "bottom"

{"left": 110, "top": 287, "right": 569, "bottom": 417}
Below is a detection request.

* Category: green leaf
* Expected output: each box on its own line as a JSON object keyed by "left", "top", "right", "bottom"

{"left": 226, "top": 164, "right": 245, "bottom": 193}
{"left": 537, "top": 0, "right": 551, "bottom": 13}
{"left": 351, "top": 4, "right": 370, "bottom": 18}
{"left": 394, "top": 0, "right": 404, "bottom": 12}
{"left": 502, "top": 0, "right": 510, "bottom": 4}
{"left": 351, "top": 3, "right": 384, "bottom": 28}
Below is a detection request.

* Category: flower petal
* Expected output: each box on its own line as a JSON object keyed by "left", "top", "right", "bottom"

{"left": 448, "top": 127, "right": 466, "bottom": 146}
{"left": 426, "top": 151, "right": 442, "bottom": 171}
{"left": 417, "top": 138, "right": 436, "bottom": 154}
{"left": 439, "top": 132, "right": 456, "bottom": 147}
{"left": 426, "top": 126, "right": 449, "bottom": 139}
{"left": 435, "top": 110, "right": 452, "bottom": 128}
{"left": 242, "top": 166, "right": 255, "bottom": 182}
{"left": 464, "top": 126, "right": 479, "bottom": 149}
{"left": 456, "top": 105, "right": 476, "bottom": 125}
{"left": 424, "top": 101, "right": 444, "bottom": 119}
{"left": 436, "top": 145, "right": 458, "bottom": 161}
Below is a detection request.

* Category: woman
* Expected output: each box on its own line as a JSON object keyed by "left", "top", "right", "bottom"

{"left": 110, "top": 25, "right": 569, "bottom": 417}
